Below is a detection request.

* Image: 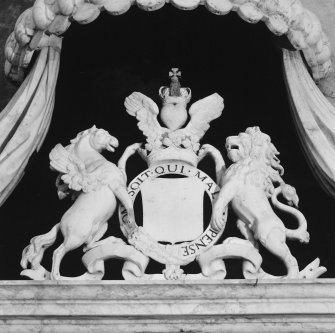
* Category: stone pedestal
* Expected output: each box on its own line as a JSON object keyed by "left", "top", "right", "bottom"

{"left": 0, "top": 280, "right": 334, "bottom": 332}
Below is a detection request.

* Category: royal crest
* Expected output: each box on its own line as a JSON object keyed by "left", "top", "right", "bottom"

{"left": 20, "top": 70, "right": 326, "bottom": 281}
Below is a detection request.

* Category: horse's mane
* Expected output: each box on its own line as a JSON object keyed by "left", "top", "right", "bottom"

{"left": 64, "top": 126, "right": 97, "bottom": 154}
{"left": 70, "top": 126, "right": 97, "bottom": 145}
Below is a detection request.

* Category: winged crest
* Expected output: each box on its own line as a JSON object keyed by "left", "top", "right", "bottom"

{"left": 125, "top": 91, "right": 224, "bottom": 153}
{"left": 124, "top": 92, "right": 169, "bottom": 151}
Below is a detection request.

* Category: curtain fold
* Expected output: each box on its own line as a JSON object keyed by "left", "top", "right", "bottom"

{"left": 0, "top": 46, "right": 334, "bottom": 205}
{"left": 283, "top": 50, "right": 335, "bottom": 198}
{"left": 0, "top": 44, "right": 61, "bottom": 206}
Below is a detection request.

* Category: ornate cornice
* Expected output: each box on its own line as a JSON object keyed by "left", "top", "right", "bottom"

{"left": 4, "top": 0, "right": 334, "bottom": 95}
{"left": 0, "top": 280, "right": 334, "bottom": 332}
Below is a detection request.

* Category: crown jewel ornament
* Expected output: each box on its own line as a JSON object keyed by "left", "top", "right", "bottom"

{"left": 159, "top": 68, "right": 192, "bottom": 130}
{"left": 125, "top": 69, "right": 224, "bottom": 167}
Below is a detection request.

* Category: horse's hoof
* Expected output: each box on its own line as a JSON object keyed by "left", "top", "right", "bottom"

{"left": 50, "top": 273, "right": 61, "bottom": 280}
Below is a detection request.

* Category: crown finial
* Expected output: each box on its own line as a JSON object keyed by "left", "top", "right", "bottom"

{"left": 169, "top": 68, "right": 182, "bottom": 97}
{"left": 159, "top": 68, "right": 191, "bottom": 104}
{"left": 158, "top": 68, "right": 192, "bottom": 130}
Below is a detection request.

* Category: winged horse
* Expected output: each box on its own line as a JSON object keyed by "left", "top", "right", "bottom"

{"left": 21, "top": 126, "right": 136, "bottom": 280}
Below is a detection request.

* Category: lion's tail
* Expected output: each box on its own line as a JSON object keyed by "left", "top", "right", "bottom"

{"left": 271, "top": 187, "right": 309, "bottom": 242}
{"left": 20, "top": 223, "right": 60, "bottom": 270}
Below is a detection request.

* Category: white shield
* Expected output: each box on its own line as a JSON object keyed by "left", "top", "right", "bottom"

{"left": 141, "top": 177, "right": 204, "bottom": 243}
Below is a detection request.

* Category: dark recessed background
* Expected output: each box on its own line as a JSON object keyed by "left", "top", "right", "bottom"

{"left": 0, "top": 5, "right": 334, "bottom": 280}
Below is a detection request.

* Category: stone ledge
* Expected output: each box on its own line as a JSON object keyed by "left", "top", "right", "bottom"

{"left": 0, "top": 279, "right": 334, "bottom": 332}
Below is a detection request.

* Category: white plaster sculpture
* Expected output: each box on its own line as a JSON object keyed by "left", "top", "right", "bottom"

{"left": 20, "top": 70, "right": 326, "bottom": 280}
{"left": 5, "top": 0, "right": 333, "bottom": 86}
{"left": 211, "top": 127, "right": 323, "bottom": 279}
{"left": 21, "top": 126, "right": 137, "bottom": 280}
{"left": 1, "top": 0, "right": 335, "bottom": 208}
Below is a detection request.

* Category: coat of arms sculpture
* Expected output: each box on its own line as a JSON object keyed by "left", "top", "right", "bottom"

{"left": 20, "top": 69, "right": 326, "bottom": 281}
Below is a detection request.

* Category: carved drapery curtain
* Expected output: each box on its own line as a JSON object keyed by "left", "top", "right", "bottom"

{"left": 283, "top": 50, "right": 335, "bottom": 198}
{"left": 0, "top": 46, "right": 335, "bottom": 204}
{"left": 0, "top": 44, "right": 61, "bottom": 205}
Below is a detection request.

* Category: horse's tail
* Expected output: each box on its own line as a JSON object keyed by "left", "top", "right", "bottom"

{"left": 271, "top": 186, "right": 310, "bottom": 243}
{"left": 20, "top": 223, "right": 60, "bottom": 270}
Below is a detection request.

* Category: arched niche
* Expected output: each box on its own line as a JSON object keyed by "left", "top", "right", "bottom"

{"left": 1, "top": 0, "right": 335, "bottom": 205}
{"left": 0, "top": 6, "right": 333, "bottom": 280}
{"left": 6, "top": 0, "right": 334, "bottom": 85}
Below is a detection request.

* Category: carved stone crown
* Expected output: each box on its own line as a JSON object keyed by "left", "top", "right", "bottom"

{"left": 125, "top": 70, "right": 224, "bottom": 169}
{"left": 146, "top": 145, "right": 199, "bottom": 167}
{"left": 159, "top": 68, "right": 191, "bottom": 106}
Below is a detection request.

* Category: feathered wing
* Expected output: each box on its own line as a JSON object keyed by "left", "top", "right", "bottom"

{"left": 49, "top": 144, "right": 72, "bottom": 174}
{"left": 49, "top": 144, "right": 87, "bottom": 194}
{"left": 183, "top": 93, "right": 224, "bottom": 142}
{"left": 125, "top": 92, "right": 167, "bottom": 149}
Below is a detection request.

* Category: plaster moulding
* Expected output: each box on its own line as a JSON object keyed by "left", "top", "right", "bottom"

{"left": 0, "top": 280, "right": 335, "bottom": 332}
{"left": 4, "top": 0, "right": 335, "bottom": 98}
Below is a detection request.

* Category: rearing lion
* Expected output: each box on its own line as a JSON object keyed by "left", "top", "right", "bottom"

{"left": 212, "top": 127, "right": 310, "bottom": 278}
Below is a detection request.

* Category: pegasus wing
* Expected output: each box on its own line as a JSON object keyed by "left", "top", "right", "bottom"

{"left": 125, "top": 92, "right": 167, "bottom": 148}
{"left": 49, "top": 143, "right": 72, "bottom": 173}
{"left": 49, "top": 143, "right": 88, "bottom": 195}
{"left": 184, "top": 93, "right": 224, "bottom": 141}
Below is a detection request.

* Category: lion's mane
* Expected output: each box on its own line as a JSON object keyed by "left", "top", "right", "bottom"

{"left": 227, "top": 127, "right": 285, "bottom": 196}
